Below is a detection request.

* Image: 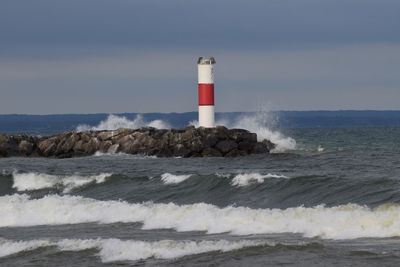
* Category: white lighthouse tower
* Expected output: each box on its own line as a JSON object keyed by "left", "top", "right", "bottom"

{"left": 197, "top": 57, "right": 216, "bottom": 128}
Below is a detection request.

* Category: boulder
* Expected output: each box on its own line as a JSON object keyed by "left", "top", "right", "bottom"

{"left": 251, "top": 143, "right": 270, "bottom": 154}
{"left": 216, "top": 140, "right": 238, "bottom": 154}
{"left": 201, "top": 147, "right": 223, "bottom": 157}
{"left": 98, "top": 140, "right": 113, "bottom": 152}
{"left": 19, "top": 140, "right": 34, "bottom": 156}
{"left": 228, "top": 129, "right": 257, "bottom": 142}
{"left": 225, "top": 149, "right": 248, "bottom": 157}
{"left": 238, "top": 141, "right": 255, "bottom": 153}
{"left": 262, "top": 139, "right": 276, "bottom": 151}
{"left": 0, "top": 126, "right": 275, "bottom": 158}
{"left": 38, "top": 138, "right": 58, "bottom": 156}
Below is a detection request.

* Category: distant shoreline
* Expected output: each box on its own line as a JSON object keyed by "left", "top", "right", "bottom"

{"left": 1, "top": 111, "right": 400, "bottom": 135}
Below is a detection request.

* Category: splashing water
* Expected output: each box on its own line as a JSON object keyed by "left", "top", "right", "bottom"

{"left": 4, "top": 194, "right": 400, "bottom": 240}
{"left": 76, "top": 112, "right": 295, "bottom": 152}
{"left": 0, "top": 237, "right": 267, "bottom": 263}
{"left": 76, "top": 114, "right": 170, "bottom": 132}
{"left": 190, "top": 111, "right": 296, "bottom": 152}
{"left": 231, "top": 173, "right": 289, "bottom": 187}
{"left": 160, "top": 173, "right": 193, "bottom": 184}
{"left": 12, "top": 172, "right": 113, "bottom": 193}
{"left": 229, "top": 113, "right": 296, "bottom": 152}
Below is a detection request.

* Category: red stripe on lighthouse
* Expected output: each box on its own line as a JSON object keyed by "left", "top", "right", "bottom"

{"left": 198, "top": 84, "right": 214, "bottom": 105}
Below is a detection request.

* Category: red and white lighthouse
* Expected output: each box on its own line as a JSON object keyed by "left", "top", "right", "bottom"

{"left": 197, "top": 57, "right": 216, "bottom": 128}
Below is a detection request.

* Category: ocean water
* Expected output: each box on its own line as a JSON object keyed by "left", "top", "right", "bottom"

{"left": 1, "top": 112, "right": 400, "bottom": 266}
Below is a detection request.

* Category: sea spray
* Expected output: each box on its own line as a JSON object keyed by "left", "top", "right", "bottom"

{"left": 190, "top": 111, "right": 296, "bottom": 152}
{"left": 76, "top": 114, "right": 171, "bottom": 132}
{"left": 228, "top": 111, "right": 296, "bottom": 152}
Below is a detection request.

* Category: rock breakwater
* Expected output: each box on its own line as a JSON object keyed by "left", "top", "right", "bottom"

{"left": 0, "top": 126, "right": 275, "bottom": 158}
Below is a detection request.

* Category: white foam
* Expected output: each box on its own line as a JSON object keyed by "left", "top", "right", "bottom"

{"left": 76, "top": 114, "right": 170, "bottom": 132}
{"left": 160, "top": 173, "right": 192, "bottom": 184}
{"left": 0, "top": 238, "right": 265, "bottom": 262}
{"left": 0, "top": 238, "right": 51, "bottom": 258}
{"left": 93, "top": 151, "right": 126, "bottom": 156}
{"left": 231, "top": 173, "right": 289, "bottom": 187}
{"left": 3, "top": 194, "right": 400, "bottom": 239}
{"left": 93, "top": 152, "right": 158, "bottom": 160}
{"left": 12, "top": 172, "right": 112, "bottom": 193}
{"left": 227, "top": 113, "right": 296, "bottom": 153}
{"left": 191, "top": 111, "right": 296, "bottom": 152}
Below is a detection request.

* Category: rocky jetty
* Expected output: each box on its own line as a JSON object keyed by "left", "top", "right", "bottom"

{"left": 0, "top": 126, "right": 275, "bottom": 158}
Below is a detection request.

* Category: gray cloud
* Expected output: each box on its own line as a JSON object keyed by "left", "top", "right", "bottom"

{"left": 1, "top": 0, "right": 400, "bottom": 50}
{"left": 0, "top": 0, "right": 399, "bottom": 113}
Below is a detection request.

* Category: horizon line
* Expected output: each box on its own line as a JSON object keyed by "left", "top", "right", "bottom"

{"left": 2, "top": 109, "right": 400, "bottom": 116}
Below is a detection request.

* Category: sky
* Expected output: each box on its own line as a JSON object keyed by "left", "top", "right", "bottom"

{"left": 1, "top": 0, "right": 400, "bottom": 114}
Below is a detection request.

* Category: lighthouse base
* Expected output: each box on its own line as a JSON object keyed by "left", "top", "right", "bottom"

{"left": 199, "top": 105, "right": 215, "bottom": 128}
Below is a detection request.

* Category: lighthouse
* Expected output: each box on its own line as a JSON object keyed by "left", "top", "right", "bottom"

{"left": 197, "top": 57, "right": 216, "bottom": 128}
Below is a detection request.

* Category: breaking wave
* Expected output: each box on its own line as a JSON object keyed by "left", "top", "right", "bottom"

{"left": 3, "top": 194, "right": 400, "bottom": 239}
{"left": 226, "top": 112, "right": 296, "bottom": 153}
{"left": 76, "top": 114, "right": 171, "bottom": 132}
{"left": 0, "top": 239, "right": 51, "bottom": 258}
{"left": 12, "top": 172, "right": 112, "bottom": 193}
{"left": 231, "top": 173, "right": 289, "bottom": 187}
{"left": 190, "top": 111, "right": 296, "bottom": 152}
{"left": 0, "top": 238, "right": 267, "bottom": 262}
{"left": 160, "top": 173, "right": 192, "bottom": 184}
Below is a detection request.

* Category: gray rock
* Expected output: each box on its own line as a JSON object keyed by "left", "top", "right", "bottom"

{"left": 201, "top": 148, "right": 223, "bottom": 157}
{"left": 0, "top": 127, "right": 275, "bottom": 158}
{"left": 238, "top": 141, "right": 255, "bottom": 153}
{"left": 98, "top": 140, "right": 113, "bottom": 152}
{"left": 225, "top": 149, "right": 247, "bottom": 157}
{"left": 38, "top": 138, "right": 58, "bottom": 156}
{"left": 252, "top": 143, "right": 270, "bottom": 154}
{"left": 262, "top": 139, "right": 276, "bottom": 151}
{"left": 228, "top": 129, "right": 257, "bottom": 142}
{"left": 19, "top": 140, "right": 34, "bottom": 156}
{"left": 97, "top": 131, "right": 117, "bottom": 141}
{"left": 216, "top": 140, "right": 238, "bottom": 154}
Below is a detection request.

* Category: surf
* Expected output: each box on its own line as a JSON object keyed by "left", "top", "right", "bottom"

{"left": 0, "top": 238, "right": 268, "bottom": 262}
{"left": 12, "top": 172, "right": 112, "bottom": 193}
{"left": 2, "top": 194, "right": 400, "bottom": 240}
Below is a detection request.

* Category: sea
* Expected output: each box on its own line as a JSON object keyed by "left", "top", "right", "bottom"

{"left": 1, "top": 110, "right": 400, "bottom": 266}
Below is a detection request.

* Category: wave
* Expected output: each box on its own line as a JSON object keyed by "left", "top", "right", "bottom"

{"left": 160, "top": 173, "right": 193, "bottom": 184}
{"left": 228, "top": 113, "right": 296, "bottom": 153}
{"left": 93, "top": 151, "right": 159, "bottom": 160}
{"left": 230, "top": 173, "right": 289, "bottom": 187}
{"left": 76, "top": 114, "right": 171, "bottom": 132}
{"left": 0, "top": 238, "right": 51, "bottom": 258}
{"left": 2, "top": 194, "right": 400, "bottom": 239}
{"left": 0, "top": 238, "right": 267, "bottom": 262}
{"left": 76, "top": 112, "right": 294, "bottom": 152}
{"left": 159, "top": 172, "right": 287, "bottom": 186}
{"left": 190, "top": 111, "right": 296, "bottom": 152}
{"left": 93, "top": 151, "right": 127, "bottom": 156}
{"left": 12, "top": 172, "right": 112, "bottom": 193}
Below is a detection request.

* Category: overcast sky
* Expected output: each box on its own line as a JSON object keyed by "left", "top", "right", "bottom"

{"left": 1, "top": 0, "right": 400, "bottom": 114}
